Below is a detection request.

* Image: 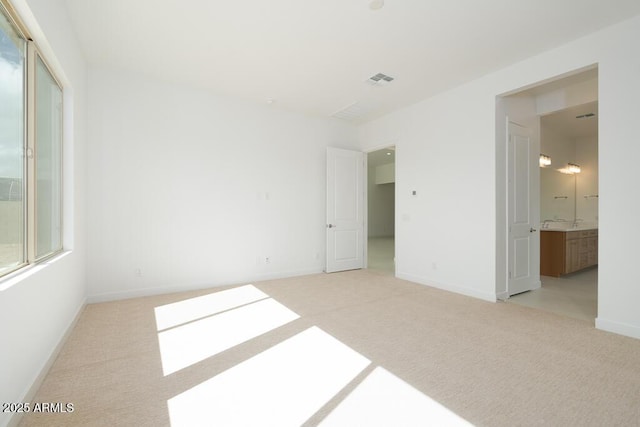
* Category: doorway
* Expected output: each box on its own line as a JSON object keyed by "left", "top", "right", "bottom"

{"left": 366, "top": 147, "right": 395, "bottom": 274}
{"left": 500, "top": 67, "right": 599, "bottom": 322}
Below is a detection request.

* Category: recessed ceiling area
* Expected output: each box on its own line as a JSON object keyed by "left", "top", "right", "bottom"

{"left": 64, "top": 0, "right": 640, "bottom": 123}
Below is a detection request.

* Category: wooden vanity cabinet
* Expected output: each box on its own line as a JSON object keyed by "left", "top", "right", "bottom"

{"left": 540, "top": 229, "right": 598, "bottom": 277}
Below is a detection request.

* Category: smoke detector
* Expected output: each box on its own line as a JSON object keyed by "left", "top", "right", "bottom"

{"left": 369, "top": 0, "right": 384, "bottom": 10}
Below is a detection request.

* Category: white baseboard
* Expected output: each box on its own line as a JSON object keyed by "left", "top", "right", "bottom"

{"left": 8, "top": 299, "right": 86, "bottom": 427}
{"left": 87, "top": 268, "right": 324, "bottom": 303}
{"left": 396, "top": 272, "right": 497, "bottom": 303}
{"left": 496, "top": 291, "right": 510, "bottom": 301}
{"left": 595, "top": 317, "right": 640, "bottom": 340}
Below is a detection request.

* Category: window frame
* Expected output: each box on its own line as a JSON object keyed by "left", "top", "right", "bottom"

{"left": 30, "top": 47, "right": 64, "bottom": 262}
{"left": 0, "top": 0, "right": 64, "bottom": 279}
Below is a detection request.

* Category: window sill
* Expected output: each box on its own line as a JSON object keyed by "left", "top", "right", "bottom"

{"left": 0, "top": 250, "right": 72, "bottom": 292}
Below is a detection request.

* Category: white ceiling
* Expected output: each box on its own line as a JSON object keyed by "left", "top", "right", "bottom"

{"left": 64, "top": 0, "right": 640, "bottom": 123}
{"left": 368, "top": 147, "right": 395, "bottom": 168}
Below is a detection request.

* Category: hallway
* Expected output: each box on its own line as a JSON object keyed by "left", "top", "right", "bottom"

{"left": 367, "top": 237, "right": 394, "bottom": 274}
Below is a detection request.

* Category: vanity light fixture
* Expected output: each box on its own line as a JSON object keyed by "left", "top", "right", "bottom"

{"left": 558, "top": 163, "right": 581, "bottom": 174}
{"left": 539, "top": 154, "right": 551, "bottom": 167}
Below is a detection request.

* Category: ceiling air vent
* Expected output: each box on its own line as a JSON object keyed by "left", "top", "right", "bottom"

{"left": 366, "top": 73, "right": 395, "bottom": 86}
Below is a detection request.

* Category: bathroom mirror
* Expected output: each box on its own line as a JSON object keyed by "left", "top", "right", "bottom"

{"left": 539, "top": 100, "right": 598, "bottom": 226}
{"left": 540, "top": 167, "right": 576, "bottom": 221}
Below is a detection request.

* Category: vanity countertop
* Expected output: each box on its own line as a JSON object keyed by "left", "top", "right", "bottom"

{"left": 541, "top": 225, "right": 598, "bottom": 232}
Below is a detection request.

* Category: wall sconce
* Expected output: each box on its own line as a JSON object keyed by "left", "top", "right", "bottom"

{"left": 539, "top": 154, "right": 551, "bottom": 167}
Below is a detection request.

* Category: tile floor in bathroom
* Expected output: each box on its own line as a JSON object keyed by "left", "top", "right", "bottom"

{"left": 367, "top": 236, "right": 597, "bottom": 323}
{"left": 508, "top": 267, "right": 597, "bottom": 323}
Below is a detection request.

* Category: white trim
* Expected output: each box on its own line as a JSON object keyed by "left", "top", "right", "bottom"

{"left": 396, "top": 272, "right": 498, "bottom": 303}
{"left": 87, "top": 268, "right": 324, "bottom": 303}
{"left": 362, "top": 141, "right": 397, "bottom": 155}
{"left": 595, "top": 317, "right": 640, "bottom": 340}
{"left": 363, "top": 153, "right": 368, "bottom": 269}
{"left": 7, "top": 299, "right": 86, "bottom": 427}
{"left": 26, "top": 40, "right": 36, "bottom": 263}
{"left": 496, "top": 291, "right": 510, "bottom": 301}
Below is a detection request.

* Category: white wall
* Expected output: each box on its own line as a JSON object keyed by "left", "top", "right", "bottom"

{"left": 359, "top": 15, "right": 640, "bottom": 339}
{"left": 360, "top": 84, "right": 499, "bottom": 302}
{"left": 0, "top": 1, "right": 87, "bottom": 426}
{"left": 86, "top": 67, "right": 358, "bottom": 301}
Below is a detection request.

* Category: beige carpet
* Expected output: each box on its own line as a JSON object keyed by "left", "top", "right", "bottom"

{"left": 19, "top": 270, "right": 640, "bottom": 426}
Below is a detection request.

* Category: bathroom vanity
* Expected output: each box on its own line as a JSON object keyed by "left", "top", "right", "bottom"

{"left": 540, "top": 228, "right": 598, "bottom": 277}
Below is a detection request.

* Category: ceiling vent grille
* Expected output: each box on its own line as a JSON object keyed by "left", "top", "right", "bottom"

{"left": 366, "top": 73, "right": 395, "bottom": 86}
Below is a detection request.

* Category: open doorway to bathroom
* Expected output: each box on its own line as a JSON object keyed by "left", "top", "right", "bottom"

{"left": 505, "top": 68, "right": 599, "bottom": 323}
{"left": 367, "top": 147, "right": 395, "bottom": 274}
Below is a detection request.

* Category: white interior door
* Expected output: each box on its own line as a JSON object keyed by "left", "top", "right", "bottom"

{"left": 508, "top": 121, "right": 540, "bottom": 296}
{"left": 326, "top": 147, "right": 364, "bottom": 273}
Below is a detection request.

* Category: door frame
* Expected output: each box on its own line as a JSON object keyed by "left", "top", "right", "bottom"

{"left": 362, "top": 143, "right": 397, "bottom": 275}
{"left": 325, "top": 143, "right": 397, "bottom": 275}
{"left": 495, "top": 64, "right": 599, "bottom": 303}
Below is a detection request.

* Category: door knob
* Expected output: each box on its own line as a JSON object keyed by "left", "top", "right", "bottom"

{"left": 530, "top": 227, "right": 537, "bottom": 233}
{"left": 327, "top": 224, "right": 336, "bottom": 228}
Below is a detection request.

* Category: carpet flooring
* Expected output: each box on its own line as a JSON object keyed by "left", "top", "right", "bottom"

{"left": 18, "top": 269, "right": 640, "bottom": 426}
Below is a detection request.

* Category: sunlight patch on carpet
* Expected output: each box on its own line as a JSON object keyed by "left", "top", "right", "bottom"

{"left": 167, "top": 326, "right": 370, "bottom": 426}
{"left": 320, "top": 366, "right": 473, "bottom": 426}
{"left": 157, "top": 297, "right": 298, "bottom": 375}
{"left": 154, "top": 285, "right": 269, "bottom": 331}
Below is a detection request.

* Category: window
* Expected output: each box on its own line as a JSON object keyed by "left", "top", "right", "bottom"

{"left": 35, "top": 55, "right": 63, "bottom": 259}
{"left": 0, "top": 2, "right": 63, "bottom": 278}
